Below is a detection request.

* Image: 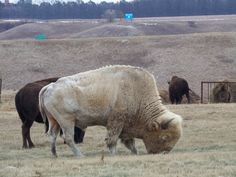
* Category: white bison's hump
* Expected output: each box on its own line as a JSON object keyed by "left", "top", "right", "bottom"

{"left": 52, "top": 65, "right": 157, "bottom": 100}
{"left": 74, "top": 65, "right": 149, "bottom": 77}
{"left": 71, "top": 65, "right": 154, "bottom": 83}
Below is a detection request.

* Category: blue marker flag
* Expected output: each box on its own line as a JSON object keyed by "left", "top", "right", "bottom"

{"left": 34, "top": 34, "right": 46, "bottom": 40}
{"left": 125, "top": 13, "right": 133, "bottom": 21}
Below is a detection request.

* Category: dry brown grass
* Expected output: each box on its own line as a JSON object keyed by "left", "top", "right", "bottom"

{"left": 0, "top": 90, "right": 235, "bottom": 177}
{"left": 1, "top": 32, "right": 236, "bottom": 95}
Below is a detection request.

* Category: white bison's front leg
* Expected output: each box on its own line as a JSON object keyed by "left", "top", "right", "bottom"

{"left": 106, "top": 114, "right": 124, "bottom": 155}
{"left": 120, "top": 138, "right": 138, "bottom": 154}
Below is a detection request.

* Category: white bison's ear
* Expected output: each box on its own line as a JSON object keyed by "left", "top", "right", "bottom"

{"left": 147, "top": 121, "right": 160, "bottom": 131}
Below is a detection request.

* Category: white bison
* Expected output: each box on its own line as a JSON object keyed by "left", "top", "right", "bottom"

{"left": 39, "top": 65, "right": 183, "bottom": 157}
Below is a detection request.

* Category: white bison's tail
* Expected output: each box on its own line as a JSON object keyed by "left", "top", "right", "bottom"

{"left": 39, "top": 85, "right": 50, "bottom": 132}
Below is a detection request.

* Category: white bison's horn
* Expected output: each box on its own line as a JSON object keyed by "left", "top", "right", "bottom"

{"left": 161, "top": 118, "right": 174, "bottom": 130}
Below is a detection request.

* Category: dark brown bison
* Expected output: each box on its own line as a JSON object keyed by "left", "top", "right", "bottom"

{"left": 159, "top": 89, "right": 200, "bottom": 104}
{"left": 168, "top": 76, "right": 191, "bottom": 104}
{"left": 15, "top": 78, "right": 85, "bottom": 148}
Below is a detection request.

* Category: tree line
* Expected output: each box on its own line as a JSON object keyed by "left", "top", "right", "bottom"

{"left": 1, "top": 0, "right": 236, "bottom": 19}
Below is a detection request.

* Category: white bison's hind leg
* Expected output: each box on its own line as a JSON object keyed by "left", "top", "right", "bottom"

{"left": 106, "top": 113, "right": 125, "bottom": 155}
{"left": 60, "top": 119, "right": 84, "bottom": 157}
{"left": 47, "top": 117, "right": 60, "bottom": 157}
{"left": 120, "top": 138, "right": 138, "bottom": 154}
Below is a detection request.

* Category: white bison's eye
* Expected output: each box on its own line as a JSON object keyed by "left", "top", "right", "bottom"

{"left": 161, "top": 135, "right": 169, "bottom": 142}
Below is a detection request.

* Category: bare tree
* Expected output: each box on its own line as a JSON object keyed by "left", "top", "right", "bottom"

{"left": 116, "top": 10, "right": 124, "bottom": 21}
{"left": 103, "top": 9, "right": 116, "bottom": 23}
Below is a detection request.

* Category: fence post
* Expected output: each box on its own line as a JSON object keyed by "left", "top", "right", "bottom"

{"left": 201, "top": 82, "right": 203, "bottom": 103}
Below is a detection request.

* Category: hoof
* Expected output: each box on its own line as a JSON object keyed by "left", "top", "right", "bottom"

{"left": 52, "top": 154, "right": 58, "bottom": 158}
{"left": 28, "top": 145, "right": 35, "bottom": 149}
{"left": 108, "top": 147, "right": 116, "bottom": 155}
{"left": 22, "top": 146, "right": 28, "bottom": 149}
{"left": 76, "top": 153, "right": 84, "bottom": 158}
{"left": 132, "top": 149, "right": 138, "bottom": 155}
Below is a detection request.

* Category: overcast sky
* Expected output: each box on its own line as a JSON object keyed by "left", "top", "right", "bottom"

{"left": 2, "top": 0, "right": 133, "bottom": 4}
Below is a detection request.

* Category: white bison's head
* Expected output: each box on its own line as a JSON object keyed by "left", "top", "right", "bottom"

{"left": 143, "top": 111, "right": 183, "bottom": 154}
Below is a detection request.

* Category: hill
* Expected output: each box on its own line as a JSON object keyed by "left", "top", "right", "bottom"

{"left": 0, "top": 15, "right": 236, "bottom": 96}
{"left": 0, "top": 32, "right": 236, "bottom": 96}
{"left": 1, "top": 15, "right": 236, "bottom": 40}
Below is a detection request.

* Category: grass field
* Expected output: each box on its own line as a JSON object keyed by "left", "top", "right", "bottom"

{"left": 0, "top": 90, "right": 235, "bottom": 177}
{"left": 1, "top": 15, "right": 236, "bottom": 177}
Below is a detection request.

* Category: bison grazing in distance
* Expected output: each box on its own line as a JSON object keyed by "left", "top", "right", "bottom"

{"left": 168, "top": 76, "right": 191, "bottom": 104}
{"left": 159, "top": 89, "right": 200, "bottom": 104}
{"left": 15, "top": 78, "right": 85, "bottom": 149}
{"left": 210, "top": 81, "right": 231, "bottom": 103}
{"left": 39, "top": 65, "right": 183, "bottom": 157}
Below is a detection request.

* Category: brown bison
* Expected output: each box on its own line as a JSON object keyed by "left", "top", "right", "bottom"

{"left": 15, "top": 78, "right": 85, "bottom": 149}
{"left": 39, "top": 65, "right": 183, "bottom": 157}
{"left": 210, "top": 81, "right": 231, "bottom": 103}
{"left": 168, "top": 76, "right": 191, "bottom": 104}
